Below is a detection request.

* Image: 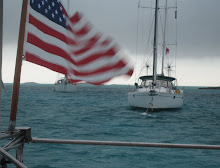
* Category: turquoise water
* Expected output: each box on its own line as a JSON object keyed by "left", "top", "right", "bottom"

{"left": 1, "top": 84, "right": 220, "bottom": 168}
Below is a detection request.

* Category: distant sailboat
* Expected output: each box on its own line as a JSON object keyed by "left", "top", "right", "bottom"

{"left": 128, "top": 0, "right": 183, "bottom": 110}
{"left": 53, "top": 0, "right": 76, "bottom": 93}
{"left": 54, "top": 75, "right": 77, "bottom": 92}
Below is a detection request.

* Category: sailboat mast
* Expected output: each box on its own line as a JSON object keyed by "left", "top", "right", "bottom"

{"left": 153, "top": 0, "right": 159, "bottom": 85}
{"left": 161, "top": 0, "right": 168, "bottom": 75}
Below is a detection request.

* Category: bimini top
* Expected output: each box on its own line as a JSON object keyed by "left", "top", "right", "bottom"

{"left": 139, "top": 75, "right": 176, "bottom": 81}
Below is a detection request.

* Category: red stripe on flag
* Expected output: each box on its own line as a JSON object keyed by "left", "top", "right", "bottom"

{"left": 28, "top": 33, "right": 119, "bottom": 67}
{"left": 69, "top": 78, "right": 112, "bottom": 86}
{"left": 126, "top": 69, "right": 134, "bottom": 76}
{"left": 70, "top": 12, "right": 82, "bottom": 24}
{"left": 69, "top": 13, "right": 91, "bottom": 36}
{"left": 101, "top": 38, "right": 112, "bottom": 46}
{"left": 69, "top": 79, "right": 82, "bottom": 84}
{"left": 25, "top": 52, "right": 67, "bottom": 74}
{"left": 29, "top": 14, "right": 77, "bottom": 45}
{"left": 71, "top": 60, "right": 127, "bottom": 76}
{"left": 27, "top": 33, "right": 74, "bottom": 64}
{"left": 75, "top": 23, "right": 91, "bottom": 37}
{"left": 73, "top": 34, "right": 102, "bottom": 55}
{"left": 75, "top": 47, "right": 118, "bottom": 66}
{"left": 28, "top": 32, "right": 120, "bottom": 67}
{"left": 71, "top": 68, "right": 133, "bottom": 85}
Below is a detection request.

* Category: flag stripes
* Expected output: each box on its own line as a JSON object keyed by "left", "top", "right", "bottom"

{"left": 24, "top": 0, "right": 133, "bottom": 85}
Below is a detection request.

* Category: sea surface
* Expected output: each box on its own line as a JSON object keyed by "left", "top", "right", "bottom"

{"left": 1, "top": 84, "right": 220, "bottom": 168}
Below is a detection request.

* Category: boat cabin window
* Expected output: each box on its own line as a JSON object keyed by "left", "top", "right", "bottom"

{"left": 156, "top": 80, "right": 174, "bottom": 88}
{"left": 140, "top": 80, "right": 153, "bottom": 87}
{"left": 156, "top": 80, "right": 167, "bottom": 87}
{"left": 140, "top": 80, "right": 146, "bottom": 87}
{"left": 139, "top": 80, "right": 175, "bottom": 88}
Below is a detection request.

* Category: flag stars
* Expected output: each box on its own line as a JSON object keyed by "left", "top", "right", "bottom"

{"left": 30, "top": 0, "right": 68, "bottom": 29}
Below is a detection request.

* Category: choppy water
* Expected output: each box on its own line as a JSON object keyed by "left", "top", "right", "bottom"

{"left": 1, "top": 84, "right": 220, "bottom": 168}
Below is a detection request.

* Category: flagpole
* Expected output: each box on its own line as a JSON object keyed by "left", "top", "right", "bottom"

{"left": 0, "top": 0, "right": 3, "bottom": 133}
{"left": 8, "top": 0, "right": 28, "bottom": 131}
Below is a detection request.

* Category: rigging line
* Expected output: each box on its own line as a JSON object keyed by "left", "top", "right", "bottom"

{"left": 166, "top": 56, "right": 172, "bottom": 76}
{"left": 161, "top": 0, "right": 168, "bottom": 75}
{"left": 165, "top": 44, "right": 177, "bottom": 45}
{"left": 159, "top": 9, "right": 164, "bottom": 36}
{"left": 144, "top": 0, "right": 154, "bottom": 56}
{"left": 159, "top": 7, "right": 177, "bottom": 9}
{"left": 136, "top": 0, "right": 151, "bottom": 77}
{"left": 143, "top": 10, "right": 154, "bottom": 65}
{"left": 176, "top": 75, "right": 184, "bottom": 87}
{"left": 138, "top": 10, "right": 151, "bottom": 78}
{"left": 137, "top": 0, "right": 154, "bottom": 78}
{"left": 67, "top": 0, "right": 70, "bottom": 15}
{"left": 145, "top": 51, "right": 154, "bottom": 65}
{"left": 158, "top": 9, "right": 165, "bottom": 67}
{"left": 140, "top": 0, "right": 154, "bottom": 73}
{"left": 141, "top": 4, "right": 145, "bottom": 60}
{"left": 155, "top": 9, "right": 167, "bottom": 73}
{"left": 136, "top": 51, "right": 153, "bottom": 79}
{"left": 139, "top": 7, "right": 155, "bottom": 9}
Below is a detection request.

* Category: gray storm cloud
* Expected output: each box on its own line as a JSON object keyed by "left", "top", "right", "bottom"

{"left": 3, "top": 0, "right": 220, "bottom": 59}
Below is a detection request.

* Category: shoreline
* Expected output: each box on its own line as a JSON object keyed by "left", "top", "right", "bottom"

{"left": 198, "top": 87, "right": 220, "bottom": 90}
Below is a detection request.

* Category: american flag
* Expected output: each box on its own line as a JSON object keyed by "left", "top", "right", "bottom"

{"left": 24, "top": 0, "right": 133, "bottom": 85}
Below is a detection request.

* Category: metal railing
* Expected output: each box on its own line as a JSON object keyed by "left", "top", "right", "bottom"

{"left": 32, "top": 138, "right": 220, "bottom": 150}
{"left": 1, "top": 127, "right": 220, "bottom": 168}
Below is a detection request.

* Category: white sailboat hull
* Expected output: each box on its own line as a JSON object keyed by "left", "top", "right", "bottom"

{"left": 128, "top": 91, "right": 183, "bottom": 109}
{"left": 54, "top": 83, "right": 77, "bottom": 92}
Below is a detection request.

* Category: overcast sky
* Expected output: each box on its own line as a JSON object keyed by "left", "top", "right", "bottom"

{"left": 2, "top": 0, "right": 220, "bottom": 86}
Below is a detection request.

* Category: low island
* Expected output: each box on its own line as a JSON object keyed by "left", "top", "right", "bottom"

{"left": 198, "top": 87, "right": 220, "bottom": 90}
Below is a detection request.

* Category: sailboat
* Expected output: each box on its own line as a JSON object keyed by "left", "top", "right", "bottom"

{"left": 53, "top": 0, "right": 77, "bottom": 93}
{"left": 128, "top": 0, "right": 183, "bottom": 110}
{"left": 54, "top": 75, "right": 77, "bottom": 92}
